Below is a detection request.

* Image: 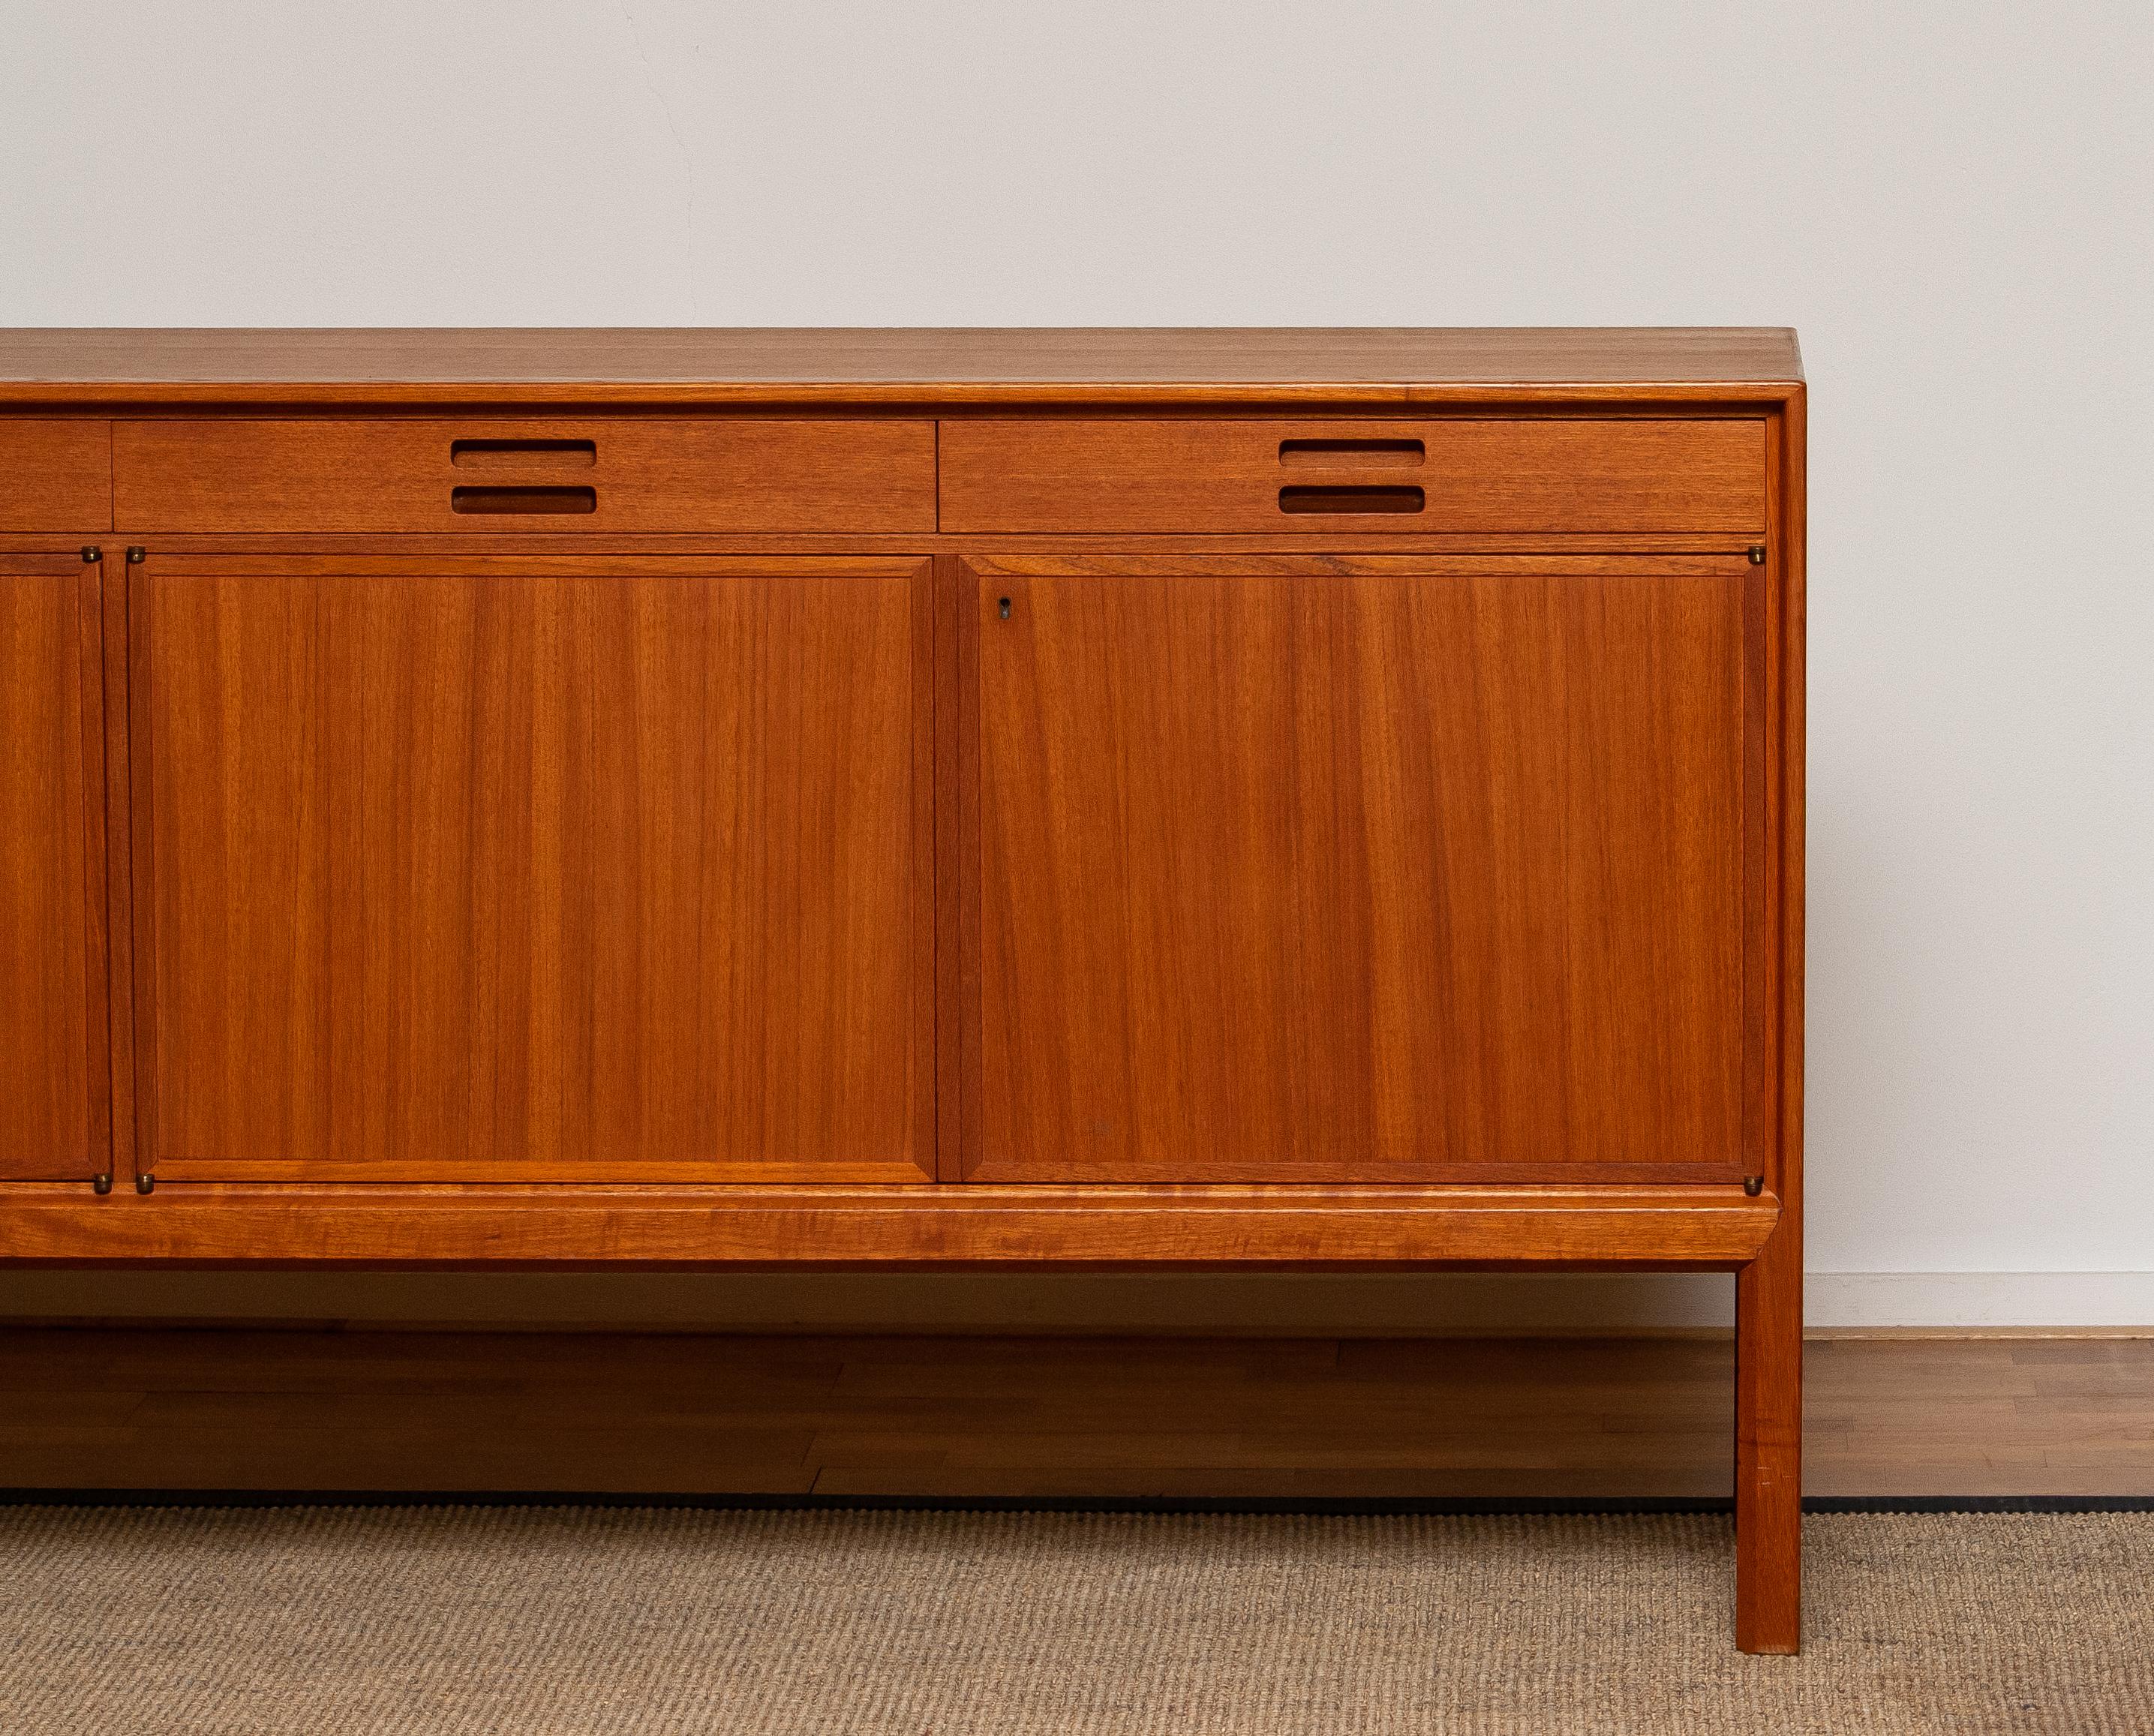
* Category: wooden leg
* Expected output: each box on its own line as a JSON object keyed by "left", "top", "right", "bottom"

{"left": 1735, "top": 1224, "right": 1803, "bottom": 1652}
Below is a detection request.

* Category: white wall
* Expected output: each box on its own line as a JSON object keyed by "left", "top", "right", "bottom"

{"left": 4, "top": 2, "right": 2151, "bottom": 1327}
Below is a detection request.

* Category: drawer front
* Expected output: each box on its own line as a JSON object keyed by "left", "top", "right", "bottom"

{"left": 941, "top": 417, "right": 1768, "bottom": 535}
{"left": 115, "top": 418, "right": 937, "bottom": 533}
{"left": 0, "top": 420, "right": 111, "bottom": 530}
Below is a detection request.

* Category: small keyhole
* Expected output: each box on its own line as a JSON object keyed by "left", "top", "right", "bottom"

{"left": 998, "top": 597, "right": 1012, "bottom": 619}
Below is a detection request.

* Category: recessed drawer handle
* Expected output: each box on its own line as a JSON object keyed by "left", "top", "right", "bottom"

{"left": 1278, "top": 485, "right": 1425, "bottom": 515}
{"left": 450, "top": 439, "right": 597, "bottom": 470}
{"left": 449, "top": 485, "right": 597, "bottom": 515}
{"left": 1278, "top": 437, "right": 1425, "bottom": 467}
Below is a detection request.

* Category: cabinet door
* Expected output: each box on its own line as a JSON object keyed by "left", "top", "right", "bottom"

{"left": 968, "top": 554, "right": 1754, "bottom": 1185}
{"left": 0, "top": 554, "right": 110, "bottom": 1179}
{"left": 134, "top": 555, "right": 930, "bottom": 1184}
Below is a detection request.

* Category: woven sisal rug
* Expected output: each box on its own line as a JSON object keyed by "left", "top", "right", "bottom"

{"left": 4, "top": 1507, "right": 2146, "bottom": 1734}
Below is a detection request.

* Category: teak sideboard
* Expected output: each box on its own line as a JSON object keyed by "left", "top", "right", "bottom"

{"left": 0, "top": 328, "right": 1806, "bottom": 1651}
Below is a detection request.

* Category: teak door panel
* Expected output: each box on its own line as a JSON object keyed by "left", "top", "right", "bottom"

{"left": 0, "top": 555, "right": 109, "bottom": 1179}
{"left": 969, "top": 555, "right": 1750, "bottom": 1185}
{"left": 132, "top": 554, "right": 930, "bottom": 1184}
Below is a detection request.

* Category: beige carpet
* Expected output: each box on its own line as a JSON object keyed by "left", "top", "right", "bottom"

{"left": 3, "top": 1507, "right": 2147, "bottom": 1734}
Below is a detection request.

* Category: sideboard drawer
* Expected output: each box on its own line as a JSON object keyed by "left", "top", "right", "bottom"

{"left": 941, "top": 417, "right": 1767, "bottom": 535}
{"left": 115, "top": 418, "right": 937, "bottom": 533}
{"left": 0, "top": 420, "right": 110, "bottom": 530}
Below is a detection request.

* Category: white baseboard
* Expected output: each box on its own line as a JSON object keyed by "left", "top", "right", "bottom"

{"left": 1, "top": 1269, "right": 2149, "bottom": 1335}
{"left": 1807, "top": 1272, "right": 2154, "bottom": 1329}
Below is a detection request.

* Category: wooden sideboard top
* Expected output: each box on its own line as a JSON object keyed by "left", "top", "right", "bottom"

{"left": 0, "top": 327, "right": 1804, "bottom": 406}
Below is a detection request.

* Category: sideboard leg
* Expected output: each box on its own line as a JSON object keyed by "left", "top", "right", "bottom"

{"left": 1734, "top": 1226, "right": 1803, "bottom": 1653}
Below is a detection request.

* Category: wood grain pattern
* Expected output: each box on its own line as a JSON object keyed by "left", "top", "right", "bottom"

{"left": 941, "top": 419, "right": 1768, "bottom": 535}
{"left": 133, "top": 555, "right": 930, "bottom": 1184}
{"left": 2, "top": 329, "right": 1804, "bottom": 405}
{"left": 0, "top": 421, "right": 110, "bottom": 530}
{"left": 972, "top": 557, "right": 1748, "bottom": 1185}
{"left": 0, "top": 1184, "right": 1777, "bottom": 1266}
{"left": 115, "top": 419, "right": 936, "bottom": 533}
{"left": 0, "top": 556, "right": 107, "bottom": 1179}
{"left": 1774, "top": 392, "right": 1807, "bottom": 1218}
{"left": 1735, "top": 390, "right": 1807, "bottom": 1653}
{"left": 1736, "top": 1222, "right": 1802, "bottom": 1650}
{"left": 99, "top": 547, "right": 140, "bottom": 1190}
{"left": 74, "top": 532, "right": 1770, "bottom": 560}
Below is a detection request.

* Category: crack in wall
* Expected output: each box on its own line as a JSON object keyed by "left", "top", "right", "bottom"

{"left": 620, "top": 5, "right": 700, "bottom": 321}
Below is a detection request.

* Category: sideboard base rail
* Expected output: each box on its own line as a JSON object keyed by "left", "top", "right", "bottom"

{"left": 0, "top": 1183, "right": 1779, "bottom": 1269}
